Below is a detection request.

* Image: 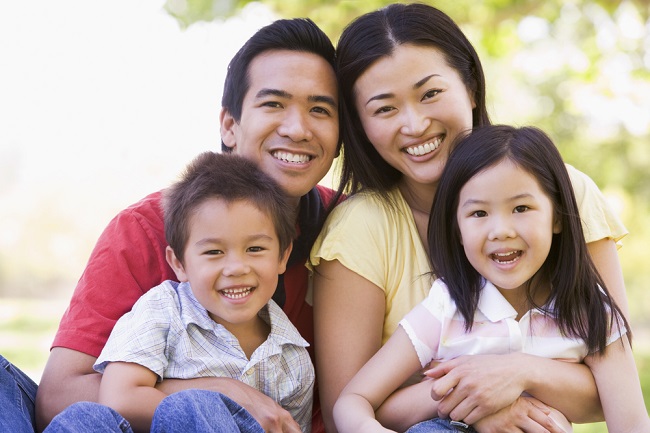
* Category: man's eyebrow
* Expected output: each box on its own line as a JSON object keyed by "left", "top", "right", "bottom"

{"left": 309, "top": 94, "right": 337, "bottom": 109}
{"left": 256, "top": 88, "right": 291, "bottom": 99}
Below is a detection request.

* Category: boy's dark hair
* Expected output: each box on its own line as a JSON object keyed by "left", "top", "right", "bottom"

{"left": 428, "top": 125, "right": 629, "bottom": 355}
{"left": 335, "top": 3, "right": 490, "bottom": 198}
{"left": 221, "top": 18, "right": 336, "bottom": 152}
{"left": 163, "top": 152, "right": 296, "bottom": 264}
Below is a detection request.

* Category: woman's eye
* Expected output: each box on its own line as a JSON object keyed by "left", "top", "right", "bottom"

{"left": 514, "top": 205, "right": 529, "bottom": 213}
{"left": 422, "top": 89, "right": 441, "bottom": 100}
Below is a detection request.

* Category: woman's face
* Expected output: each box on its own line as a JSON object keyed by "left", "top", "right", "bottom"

{"left": 353, "top": 44, "right": 475, "bottom": 188}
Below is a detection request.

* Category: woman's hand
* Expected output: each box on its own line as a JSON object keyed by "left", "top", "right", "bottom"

{"left": 472, "top": 396, "right": 570, "bottom": 433}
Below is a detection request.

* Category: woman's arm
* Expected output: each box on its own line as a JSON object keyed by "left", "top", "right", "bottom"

{"left": 587, "top": 238, "right": 629, "bottom": 317}
{"left": 313, "top": 259, "right": 387, "bottom": 433}
{"left": 584, "top": 336, "right": 650, "bottom": 433}
{"left": 426, "top": 352, "right": 602, "bottom": 424}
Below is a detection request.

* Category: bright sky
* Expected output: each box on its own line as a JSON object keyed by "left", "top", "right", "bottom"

{"left": 0, "top": 0, "right": 276, "bottom": 293}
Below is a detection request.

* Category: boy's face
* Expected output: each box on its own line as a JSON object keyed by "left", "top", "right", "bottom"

{"left": 167, "top": 198, "right": 290, "bottom": 333}
{"left": 221, "top": 50, "right": 339, "bottom": 204}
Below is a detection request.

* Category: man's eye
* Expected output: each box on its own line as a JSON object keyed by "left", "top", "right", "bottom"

{"left": 311, "top": 106, "right": 331, "bottom": 116}
{"left": 261, "top": 101, "right": 282, "bottom": 108}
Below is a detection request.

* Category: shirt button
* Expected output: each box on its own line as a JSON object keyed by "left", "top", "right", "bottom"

{"left": 246, "top": 369, "right": 254, "bottom": 375}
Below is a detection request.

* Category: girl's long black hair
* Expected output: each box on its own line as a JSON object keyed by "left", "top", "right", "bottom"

{"left": 428, "top": 125, "right": 629, "bottom": 354}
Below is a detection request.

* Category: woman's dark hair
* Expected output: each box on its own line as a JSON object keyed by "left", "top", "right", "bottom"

{"left": 428, "top": 125, "right": 629, "bottom": 355}
{"left": 334, "top": 3, "right": 490, "bottom": 200}
{"left": 163, "top": 152, "right": 296, "bottom": 264}
{"left": 221, "top": 18, "right": 337, "bottom": 152}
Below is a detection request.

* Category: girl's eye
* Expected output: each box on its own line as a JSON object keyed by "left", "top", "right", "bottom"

{"left": 470, "top": 210, "right": 487, "bottom": 218}
{"left": 422, "top": 89, "right": 441, "bottom": 101}
{"left": 514, "top": 205, "right": 529, "bottom": 213}
{"left": 374, "top": 106, "right": 395, "bottom": 115}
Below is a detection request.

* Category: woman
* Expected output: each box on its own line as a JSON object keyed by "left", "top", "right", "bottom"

{"left": 310, "top": 4, "right": 628, "bottom": 432}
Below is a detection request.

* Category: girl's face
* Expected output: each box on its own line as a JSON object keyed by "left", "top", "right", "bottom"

{"left": 456, "top": 160, "right": 561, "bottom": 296}
{"left": 353, "top": 43, "right": 475, "bottom": 189}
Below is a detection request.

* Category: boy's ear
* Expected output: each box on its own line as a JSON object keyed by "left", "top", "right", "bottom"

{"left": 166, "top": 246, "right": 189, "bottom": 282}
{"left": 277, "top": 243, "right": 293, "bottom": 275}
{"left": 220, "top": 108, "right": 237, "bottom": 151}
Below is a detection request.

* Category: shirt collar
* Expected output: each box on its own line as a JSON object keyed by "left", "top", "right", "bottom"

{"left": 476, "top": 279, "right": 518, "bottom": 322}
{"left": 176, "top": 281, "right": 308, "bottom": 348}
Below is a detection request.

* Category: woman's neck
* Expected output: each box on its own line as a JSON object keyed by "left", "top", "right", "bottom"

{"left": 398, "top": 179, "right": 438, "bottom": 255}
{"left": 397, "top": 179, "right": 437, "bottom": 216}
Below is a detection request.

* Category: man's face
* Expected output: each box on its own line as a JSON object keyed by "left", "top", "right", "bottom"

{"left": 221, "top": 50, "right": 339, "bottom": 204}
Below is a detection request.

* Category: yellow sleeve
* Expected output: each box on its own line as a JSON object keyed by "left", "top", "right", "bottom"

{"left": 567, "top": 164, "right": 628, "bottom": 247}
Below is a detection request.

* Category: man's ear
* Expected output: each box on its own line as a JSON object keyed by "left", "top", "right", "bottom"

{"left": 166, "top": 246, "right": 189, "bottom": 282}
{"left": 220, "top": 108, "right": 237, "bottom": 151}
{"left": 278, "top": 243, "right": 293, "bottom": 275}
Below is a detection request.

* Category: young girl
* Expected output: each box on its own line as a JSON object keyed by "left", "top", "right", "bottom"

{"left": 333, "top": 125, "right": 649, "bottom": 433}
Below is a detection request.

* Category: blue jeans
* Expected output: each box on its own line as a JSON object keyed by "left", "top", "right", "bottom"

{"left": 44, "top": 389, "right": 264, "bottom": 433}
{"left": 406, "top": 418, "right": 477, "bottom": 433}
{"left": 0, "top": 355, "right": 38, "bottom": 433}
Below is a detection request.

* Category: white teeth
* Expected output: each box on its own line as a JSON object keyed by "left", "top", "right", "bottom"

{"left": 272, "top": 151, "right": 311, "bottom": 164}
{"left": 405, "top": 137, "right": 442, "bottom": 156}
{"left": 221, "top": 287, "right": 252, "bottom": 299}
{"left": 491, "top": 251, "right": 521, "bottom": 264}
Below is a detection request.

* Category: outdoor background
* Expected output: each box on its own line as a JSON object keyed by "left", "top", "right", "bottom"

{"left": 1, "top": 0, "right": 648, "bottom": 431}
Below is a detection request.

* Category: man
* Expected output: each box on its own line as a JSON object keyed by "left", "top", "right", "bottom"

{"left": 26, "top": 17, "right": 338, "bottom": 433}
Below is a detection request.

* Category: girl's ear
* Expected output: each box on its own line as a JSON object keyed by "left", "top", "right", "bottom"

{"left": 166, "top": 246, "right": 189, "bottom": 282}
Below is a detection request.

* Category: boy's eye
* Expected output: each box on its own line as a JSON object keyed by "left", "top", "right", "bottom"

{"left": 247, "top": 246, "right": 264, "bottom": 253}
{"left": 204, "top": 249, "right": 223, "bottom": 255}
{"left": 514, "top": 205, "right": 530, "bottom": 213}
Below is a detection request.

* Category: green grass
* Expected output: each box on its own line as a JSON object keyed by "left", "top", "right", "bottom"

{"left": 0, "top": 298, "right": 648, "bottom": 431}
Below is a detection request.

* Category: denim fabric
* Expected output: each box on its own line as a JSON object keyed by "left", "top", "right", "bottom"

{"left": 43, "top": 390, "right": 264, "bottom": 433}
{"left": 0, "top": 355, "right": 38, "bottom": 433}
{"left": 406, "top": 418, "right": 477, "bottom": 433}
{"left": 44, "top": 402, "right": 132, "bottom": 433}
{"left": 152, "top": 390, "right": 264, "bottom": 433}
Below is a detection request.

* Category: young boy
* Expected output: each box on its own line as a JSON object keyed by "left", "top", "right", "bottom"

{"left": 91, "top": 152, "right": 314, "bottom": 432}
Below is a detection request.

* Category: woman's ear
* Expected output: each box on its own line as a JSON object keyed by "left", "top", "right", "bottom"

{"left": 166, "top": 246, "right": 189, "bottom": 282}
{"left": 553, "top": 215, "right": 562, "bottom": 234}
{"left": 220, "top": 108, "right": 238, "bottom": 151}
